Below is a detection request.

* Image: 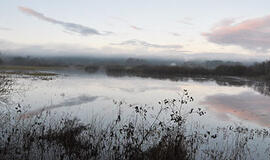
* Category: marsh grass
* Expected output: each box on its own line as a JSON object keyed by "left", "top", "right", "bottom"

{"left": 0, "top": 71, "right": 58, "bottom": 82}
{"left": 0, "top": 65, "right": 61, "bottom": 81}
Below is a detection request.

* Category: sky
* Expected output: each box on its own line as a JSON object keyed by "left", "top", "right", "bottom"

{"left": 1, "top": 0, "right": 270, "bottom": 61}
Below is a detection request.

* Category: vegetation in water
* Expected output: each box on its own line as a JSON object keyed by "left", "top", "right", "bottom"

{"left": 0, "top": 71, "right": 58, "bottom": 76}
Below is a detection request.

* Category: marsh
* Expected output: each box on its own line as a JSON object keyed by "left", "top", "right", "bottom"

{"left": 1, "top": 69, "right": 269, "bottom": 159}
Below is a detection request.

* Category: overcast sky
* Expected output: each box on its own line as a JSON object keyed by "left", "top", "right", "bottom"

{"left": 1, "top": 0, "right": 270, "bottom": 61}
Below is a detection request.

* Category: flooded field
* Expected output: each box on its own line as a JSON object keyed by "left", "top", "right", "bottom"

{"left": 1, "top": 70, "right": 270, "bottom": 159}
{"left": 8, "top": 71, "right": 270, "bottom": 128}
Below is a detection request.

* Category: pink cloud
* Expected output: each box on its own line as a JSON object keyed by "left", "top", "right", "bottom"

{"left": 203, "top": 15, "right": 270, "bottom": 51}
{"left": 130, "top": 25, "right": 143, "bottom": 31}
{"left": 110, "top": 16, "right": 143, "bottom": 31}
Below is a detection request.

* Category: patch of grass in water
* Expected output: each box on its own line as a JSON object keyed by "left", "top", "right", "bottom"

{"left": 0, "top": 71, "right": 58, "bottom": 76}
{"left": 0, "top": 65, "right": 66, "bottom": 71}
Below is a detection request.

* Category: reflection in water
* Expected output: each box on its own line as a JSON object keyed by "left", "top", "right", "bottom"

{"left": 210, "top": 77, "right": 270, "bottom": 96}
{"left": 20, "top": 95, "right": 99, "bottom": 119}
{"left": 107, "top": 72, "right": 270, "bottom": 96}
{"left": 104, "top": 85, "right": 179, "bottom": 93}
{"left": 11, "top": 72, "right": 270, "bottom": 128}
{"left": 201, "top": 91, "right": 270, "bottom": 127}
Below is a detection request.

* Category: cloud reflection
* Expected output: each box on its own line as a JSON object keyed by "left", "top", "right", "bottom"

{"left": 20, "top": 95, "right": 99, "bottom": 119}
{"left": 201, "top": 91, "right": 270, "bottom": 127}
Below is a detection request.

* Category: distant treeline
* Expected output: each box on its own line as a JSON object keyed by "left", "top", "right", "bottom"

{"left": 102, "top": 61, "right": 270, "bottom": 80}
{"left": 0, "top": 53, "right": 251, "bottom": 68}
{"left": 0, "top": 56, "right": 67, "bottom": 67}
{"left": 1, "top": 54, "right": 270, "bottom": 79}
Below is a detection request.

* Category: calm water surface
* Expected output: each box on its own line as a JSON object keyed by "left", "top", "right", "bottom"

{"left": 9, "top": 71, "right": 270, "bottom": 130}
{"left": 4, "top": 71, "right": 270, "bottom": 159}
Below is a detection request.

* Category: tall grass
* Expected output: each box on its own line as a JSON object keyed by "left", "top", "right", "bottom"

{"left": 0, "top": 88, "right": 204, "bottom": 160}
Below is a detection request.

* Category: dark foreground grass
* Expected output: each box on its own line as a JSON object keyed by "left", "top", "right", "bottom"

{"left": 1, "top": 90, "right": 199, "bottom": 160}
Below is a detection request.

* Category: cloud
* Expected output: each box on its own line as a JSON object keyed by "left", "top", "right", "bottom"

{"left": 203, "top": 15, "right": 270, "bottom": 51}
{"left": 177, "top": 17, "right": 193, "bottom": 25}
{"left": 1, "top": 38, "right": 269, "bottom": 61}
{"left": 130, "top": 25, "right": 143, "bottom": 30}
{"left": 18, "top": 6, "right": 108, "bottom": 36}
{"left": 212, "top": 18, "right": 236, "bottom": 29}
{"left": 170, "top": 32, "right": 181, "bottom": 36}
{"left": 178, "top": 20, "right": 193, "bottom": 25}
{"left": 111, "top": 39, "right": 182, "bottom": 49}
{"left": 110, "top": 16, "right": 143, "bottom": 31}
{"left": 0, "top": 27, "right": 12, "bottom": 31}
{"left": 182, "top": 52, "right": 269, "bottom": 61}
{"left": 201, "top": 92, "right": 270, "bottom": 127}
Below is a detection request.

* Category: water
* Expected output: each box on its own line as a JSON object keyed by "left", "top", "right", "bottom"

{"left": 9, "top": 71, "right": 270, "bottom": 129}
{"left": 4, "top": 71, "right": 270, "bottom": 159}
